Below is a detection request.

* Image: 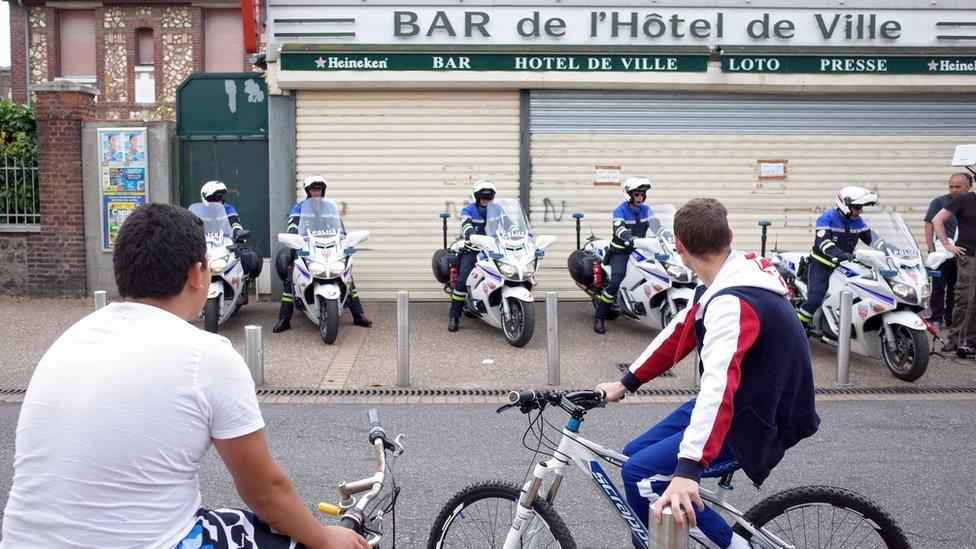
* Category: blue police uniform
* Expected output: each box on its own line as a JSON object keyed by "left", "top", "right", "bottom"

{"left": 274, "top": 199, "right": 370, "bottom": 331}
{"left": 595, "top": 201, "right": 660, "bottom": 320}
{"left": 450, "top": 202, "right": 488, "bottom": 320}
{"left": 798, "top": 209, "right": 882, "bottom": 323}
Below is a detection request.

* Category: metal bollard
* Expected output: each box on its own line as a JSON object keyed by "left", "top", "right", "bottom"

{"left": 396, "top": 291, "right": 409, "bottom": 387}
{"left": 836, "top": 290, "right": 853, "bottom": 386}
{"left": 94, "top": 290, "right": 107, "bottom": 310}
{"left": 649, "top": 507, "right": 690, "bottom": 549}
{"left": 546, "top": 292, "right": 559, "bottom": 386}
{"left": 245, "top": 325, "right": 264, "bottom": 386}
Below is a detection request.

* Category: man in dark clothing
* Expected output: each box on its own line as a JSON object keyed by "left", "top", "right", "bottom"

{"left": 924, "top": 174, "right": 970, "bottom": 330}
{"left": 932, "top": 172, "right": 976, "bottom": 352}
{"left": 597, "top": 198, "right": 819, "bottom": 549}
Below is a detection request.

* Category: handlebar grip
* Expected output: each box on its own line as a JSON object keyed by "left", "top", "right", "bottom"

{"left": 508, "top": 390, "right": 538, "bottom": 405}
{"left": 339, "top": 515, "right": 360, "bottom": 532}
{"left": 367, "top": 409, "right": 381, "bottom": 430}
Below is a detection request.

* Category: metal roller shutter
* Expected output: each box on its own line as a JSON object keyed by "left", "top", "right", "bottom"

{"left": 205, "top": 9, "right": 244, "bottom": 73}
{"left": 529, "top": 90, "right": 976, "bottom": 294}
{"left": 295, "top": 90, "right": 520, "bottom": 299}
{"left": 59, "top": 10, "right": 96, "bottom": 77}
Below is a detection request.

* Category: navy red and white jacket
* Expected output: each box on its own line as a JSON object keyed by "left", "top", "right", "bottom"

{"left": 620, "top": 251, "right": 820, "bottom": 485}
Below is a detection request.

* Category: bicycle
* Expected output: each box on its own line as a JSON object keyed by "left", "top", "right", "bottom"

{"left": 317, "top": 409, "right": 405, "bottom": 547}
{"left": 427, "top": 390, "right": 910, "bottom": 549}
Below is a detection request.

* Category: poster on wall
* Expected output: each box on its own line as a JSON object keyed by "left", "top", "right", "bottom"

{"left": 98, "top": 128, "right": 148, "bottom": 250}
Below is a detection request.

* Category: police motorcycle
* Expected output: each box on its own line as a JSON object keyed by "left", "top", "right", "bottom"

{"left": 276, "top": 198, "right": 370, "bottom": 345}
{"left": 431, "top": 198, "right": 556, "bottom": 347}
{"left": 771, "top": 211, "right": 941, "bottom": 382}
{"left": 567, "top": 205, "right": 696, "bottom": 330}
{"left": 190, "top": 202, "right": 252, "bottom": 334}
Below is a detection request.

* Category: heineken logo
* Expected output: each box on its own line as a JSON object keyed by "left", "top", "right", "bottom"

{"left": 314, "top": 56, "right": 390, "bottom": 69}
{"left": 927, "top": 59, "right": 976, "bottom": 72}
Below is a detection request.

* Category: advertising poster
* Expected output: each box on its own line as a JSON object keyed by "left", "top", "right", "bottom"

{"left": 102, "top": 195, "right": 147, "bottom": 248}
{"left": 98, "top": 128, "right": 149, "bottom": 250}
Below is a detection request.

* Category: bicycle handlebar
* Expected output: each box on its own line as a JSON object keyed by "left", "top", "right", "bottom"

{"left": 502, "top": 389, "right": 606, "bottom": 414}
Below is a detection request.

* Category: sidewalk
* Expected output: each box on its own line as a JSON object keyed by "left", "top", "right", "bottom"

{"left": 1, "top": 296, "right": 974, "bottom": 390}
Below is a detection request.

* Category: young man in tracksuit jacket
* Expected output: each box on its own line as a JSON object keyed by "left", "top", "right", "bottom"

{"left": 598, "top": 198, "right": 820, "bottom": 549}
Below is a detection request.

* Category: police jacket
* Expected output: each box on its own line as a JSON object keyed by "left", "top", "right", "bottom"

{"left": 611, "top": 201, "right": 653, "bottom": 250}
{"left": 810, "top": 209, "right": 882, "bottom": 267}
{"left": 221, "top": 203, "right": 244, "bottom": 236}
{"left": 459, "top": 203, "right": 488, "bottom": 252}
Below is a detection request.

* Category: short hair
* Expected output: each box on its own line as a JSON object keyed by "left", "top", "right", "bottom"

{"left": 113, "top": 203, "right": 206, "bottom": 299}
{"left": 950, "top": 172, "right": 973, "bottom": 187}
{"left": 674, "top": 198, "right": 732, "bottom": 258}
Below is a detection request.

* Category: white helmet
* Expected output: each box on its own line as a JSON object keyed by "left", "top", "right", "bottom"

{"left": 836, "top": 186, "right": 877, "bottom": 215}
{"left": 303, "top": 175, "right": 327, "bottom": 196}
{"left": 472, "top": 179, "right": 497, "bottom": 203}
{"left": 622, "top": 176, "right": 651, "bottom": 198}
{"left": 200, "top": 180, "right": 227, "bottom": 202}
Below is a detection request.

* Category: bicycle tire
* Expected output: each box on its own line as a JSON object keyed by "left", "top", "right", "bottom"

{"left": 732, "top": 485, "right": 910, "bottom": 549}
{"left": 427, "top": 480, "right": 577, "bottom": 549}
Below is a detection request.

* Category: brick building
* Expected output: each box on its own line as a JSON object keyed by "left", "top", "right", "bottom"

{"left": 5, "top": 0, "right": 257, "bottom": 120}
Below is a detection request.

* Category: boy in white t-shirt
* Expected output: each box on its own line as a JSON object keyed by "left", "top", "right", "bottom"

{"left": 1, "top": 203, "right": 367, "bottom": 549}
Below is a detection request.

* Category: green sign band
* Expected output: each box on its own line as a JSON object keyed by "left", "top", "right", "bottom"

{"left": 722, "top": 55, "right": 976, "bottom": 74}
{"left": 281, "top": 52, "right": 708, "bottom": 72}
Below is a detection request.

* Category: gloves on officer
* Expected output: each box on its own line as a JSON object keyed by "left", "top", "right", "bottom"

{"left": 835, "top": 252, "right": 855, "bottom": 263}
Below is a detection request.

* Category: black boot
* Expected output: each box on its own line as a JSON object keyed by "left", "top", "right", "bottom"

{"left": 273, "top": 300, "right": 294, "bottom": 333}
{"left": 593, "top": 317, "right": 606, "bottom": 334}
{"left": 448, "top": 316, "right": 459, "bottom": 332}
{"left": 347, "top": 296, "right": 372, "bottom": 327}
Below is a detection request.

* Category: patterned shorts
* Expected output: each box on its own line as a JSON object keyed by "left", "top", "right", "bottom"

{"left": 176, "top": 508, "right": 303, "bottom": 549}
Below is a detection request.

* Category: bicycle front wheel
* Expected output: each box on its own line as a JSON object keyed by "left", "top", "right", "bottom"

{"left": 733, "top": 485, "right": 910, "bottom": 548}
{"left": 427, "top": 480, "right": 576, "bottom": 549}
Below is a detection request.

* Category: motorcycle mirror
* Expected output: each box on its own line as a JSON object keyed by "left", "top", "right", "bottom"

{"left": 469, "top": 234, "right": 495, "bottom": 250}
{"left": 235, "top": 229, "right": 251, "bottom": 242}
{"left": 278, "top": 233, "right": 306, "bottom": 250}
{"left": 535, "top": 235, "right": 557, "bottom": 250}
{"left": 344, "top": 230, "right": 370, "bottom": 248}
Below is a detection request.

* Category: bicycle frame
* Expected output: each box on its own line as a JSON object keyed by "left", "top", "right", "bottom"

{"left": 505, "top": 418, "right": 794, "bottom": 549}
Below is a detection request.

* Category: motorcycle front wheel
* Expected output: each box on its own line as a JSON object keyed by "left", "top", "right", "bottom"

{"left": 881, "top": 325, "right": 929, "bottom": 382}
{"left": 319, "top": 299, "right": 340, "bottom": 345}
{"left": 502, "top": 298, "right": 534, "bottom": 347}
{"left": 204, "top": 297, "right": 220, "bottom": 334}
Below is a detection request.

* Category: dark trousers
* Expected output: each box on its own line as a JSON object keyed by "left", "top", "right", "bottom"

{"left": 799, "top": 261, "right": 834, "bottom": 320}
{"left": 929, "top": 258, "right": 957, "bottom": 324}
{"left": 595, "top": 250, "right": 630, "bottom": 320}
{"left": 449, "top": 252, "right": 478, "bottom": 318}
{"left": 949, "top": 255, "right": 976, "bottom": 346}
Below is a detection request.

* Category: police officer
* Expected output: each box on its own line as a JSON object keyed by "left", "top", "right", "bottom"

{"left": 199, "top": 180, "right": 263, "bottom": 281}
{"left": 272, "top": 175, "right": 372, "bottom": 334}
{"left": 798, "top": 186, "right": 885, "bottom": 328}
{"left": 448, "top": 180, "right": 496, "bottom": 333}
{"left": 594, "top": 176, "right": 654, "bottom": 335}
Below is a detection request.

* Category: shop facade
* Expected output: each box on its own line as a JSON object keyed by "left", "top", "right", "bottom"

{"left": 262, "top": 1, "right": 976, "bottom": 299}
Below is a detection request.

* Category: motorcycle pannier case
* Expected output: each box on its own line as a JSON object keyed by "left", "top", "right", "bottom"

{"left": 568, "top": 249, "right": 599, "bottom": 287}
{"left": 432, "top": 249, "right": 457, "bottom": 284}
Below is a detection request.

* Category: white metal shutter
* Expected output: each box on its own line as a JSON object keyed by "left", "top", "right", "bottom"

{"left": 529, "top": 91, "right": 976, "bottom": 294}
{"left": 205, "top": 9, "right": 244, "bottom": 73}
{"left": 59, "top": 10, "right": 96, "bottom": 77}
{"left": 295, "top": 90, "right": 520, "bottom": 299}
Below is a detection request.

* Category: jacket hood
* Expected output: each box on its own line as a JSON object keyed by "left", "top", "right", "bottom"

{"left": 697, "top": 250, "right": 789, "bottom": 306}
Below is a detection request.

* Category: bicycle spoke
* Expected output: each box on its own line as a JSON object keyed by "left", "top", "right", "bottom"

{"left": 759, "top": 503, "right": 890, "bottom": 549}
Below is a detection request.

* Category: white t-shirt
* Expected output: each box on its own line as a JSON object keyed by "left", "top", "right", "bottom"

{"left": 0, "top": 302, "right": 265, "bottom": 549}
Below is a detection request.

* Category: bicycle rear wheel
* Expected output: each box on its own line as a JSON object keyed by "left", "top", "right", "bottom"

{"left": 427, "top": 480, "right": 576, "bottom": 549}
{"left": 733, "top": 485, "right": 910, "bottom": 548}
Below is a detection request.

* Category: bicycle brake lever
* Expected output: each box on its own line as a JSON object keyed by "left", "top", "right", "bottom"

{"left": 392, "top": 434, "right": 406, "bottom": 457}
{"left": 496, "top": 403, "right": 516, "bottom": 413}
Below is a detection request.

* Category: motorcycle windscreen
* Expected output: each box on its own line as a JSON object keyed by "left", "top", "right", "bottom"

{"left": 647, "top": 204, "right": 677, "bottom": 242}
{"left": 860, "top": 211, "right": 921, "bottom": 260}
{"left": 299, "top": 197, "right": 345, "bottom": 238}
{"left": 486, "top": 198, "right": 532, "bottom": 239}
{"left": 189, "top": 202, "right": 233, "bottom": 240}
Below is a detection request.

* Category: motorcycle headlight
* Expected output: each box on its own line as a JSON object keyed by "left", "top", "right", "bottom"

{"left": 523, "top": 262, "right": 537, "bottom": 277}
{"left": 664, "top": 263, "right": 691, "bottom": 283}
{"left": 209, "top": 258, "right": 227, "bottom": 274}
{"left": 921, "top": 283, "right": 931, "bottom": 300}
{"left": 329, "top": 261, "right": 345, "bottom": 276}
{"left": 890, "top": 281, "right": 918, "bottom": 303}
{"left": 498, "top": 262, "right": 517, "bottom": 278}
{"left": 307, "top": 260, "right": 328, "bottom": 277}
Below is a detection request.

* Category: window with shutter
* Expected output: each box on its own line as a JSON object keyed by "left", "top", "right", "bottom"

{"left": 59, "top": 10, "right": 96, "bottom": 78}
{"left": 205, "top": 9, "right": 244, "bottom": 73}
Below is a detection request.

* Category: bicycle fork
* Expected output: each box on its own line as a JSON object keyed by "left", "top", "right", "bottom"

{"left": 504, "top": 459, "right": 569, "bottom": 549}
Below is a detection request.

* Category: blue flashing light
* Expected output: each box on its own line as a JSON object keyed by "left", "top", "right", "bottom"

{"left": 880, "top": 269, "right": 898, "bottom": 278}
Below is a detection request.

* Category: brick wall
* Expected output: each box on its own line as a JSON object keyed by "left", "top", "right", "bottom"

{"left": 27, "top": 83, "right": 96, "bottom": 296}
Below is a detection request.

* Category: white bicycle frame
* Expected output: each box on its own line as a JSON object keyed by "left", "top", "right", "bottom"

{"left": 505, "top": 423, "right": 794, "bottom": 549}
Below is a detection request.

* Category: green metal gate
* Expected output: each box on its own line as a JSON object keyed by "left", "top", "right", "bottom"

{"left": 176, "top": 73, "right": 270, "bottom": 261}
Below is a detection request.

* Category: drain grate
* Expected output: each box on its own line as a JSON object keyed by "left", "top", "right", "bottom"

{"left": 2, "top": 386, "right": 975, "bottom": 399}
